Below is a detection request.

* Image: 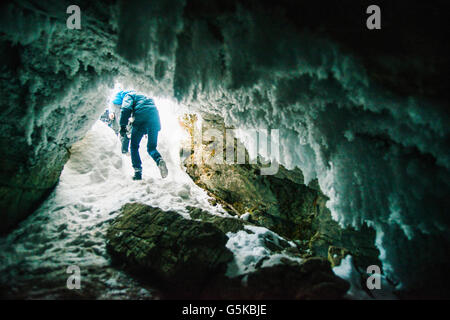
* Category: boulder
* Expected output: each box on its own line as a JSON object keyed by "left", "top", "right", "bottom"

{"left": 205, "top": 257, "right": 350, "bottom": 299}
{"left": 106, "top": 203, "right": 234, "bottom": 295}
{"left": 187, "top": 205, "right": 252, "bottom": 234}
{"left": 107, "top": 203, "right": 353, "bottom": 299}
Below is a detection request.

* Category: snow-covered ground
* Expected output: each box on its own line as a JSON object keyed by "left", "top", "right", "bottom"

{"left": 0, "top": 99, "right": 229, "bottom": 298}
{"left": 0, "top": 98, "right": 305, "bottom": 298}
{"left": 225, "top": 225, "right": 302, "bottom": 278}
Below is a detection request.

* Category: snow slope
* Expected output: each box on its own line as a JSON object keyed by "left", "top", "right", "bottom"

{"left": 0, "top": 113, "right": 229, "bottom": 298}
{"left": 0, "top": 103, "right": 305, "bottom": 298}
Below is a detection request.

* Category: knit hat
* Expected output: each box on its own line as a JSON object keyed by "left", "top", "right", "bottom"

{"left": 112, "top": 90, "right": 132, "bottom": 105}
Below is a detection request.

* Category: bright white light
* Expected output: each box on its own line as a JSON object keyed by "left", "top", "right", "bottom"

{"left": 152, "top": 96, "right": 190, "bottom": 170}
{"left": 107, "top": 81, "right": 124, "bottom": 107}
{"left": 106, "top": 81, "right": 193, "bottom": 177}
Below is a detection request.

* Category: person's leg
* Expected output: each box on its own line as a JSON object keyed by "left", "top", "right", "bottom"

{"left": 147, "top": 127, "right": 162, "bottom": 164}
{"left": 147, "top": 126, "right": 167, "bottom": 178}
{"left": 114, "top": 105, "right": 129, "bottom": 153}
{"left": 121, "top": 135, "right": 130, "bottom": 154}
{"left": 130, "top": 124, "right": 145, "bottom": 175}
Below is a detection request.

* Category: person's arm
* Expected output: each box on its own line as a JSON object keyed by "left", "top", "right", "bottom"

{"left": 120, "top": 94, "right": 134, "bottom": 127}
{"left": 109, "top": 104, "right": 120, "bottom": 120}
{"left": 107, "top": 104, "right": 113, "bottom": 119}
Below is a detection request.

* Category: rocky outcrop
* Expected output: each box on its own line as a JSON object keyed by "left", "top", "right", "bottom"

{"left": 106, "top": 203, "right": 234, "bottom": 295}
{"left": 309, "top": 195, "right": 380, "bottom": 272}
{"left": 106, "top": 203, "right": 350, "bottom": 299}
{"left": 183, "top": 113, "right": 316, "bottom": 239}
{"left": 182, "top": 114, "right": 381, "bottom": 273}
{"left": 205, "top": 257, "right": 349, "bottom": 300}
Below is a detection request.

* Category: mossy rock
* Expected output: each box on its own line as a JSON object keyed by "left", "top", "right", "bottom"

{"left": 186, "top": 206, "right": 252, "bottom": 234}
{"left": 205, "top": 257, "right": 350, "bottom": 299}
{"left": 106, "top": 203, "right": 234, "bottom": 293}
{"left": 328, "top": 246, "right": 350, "bottom": 268}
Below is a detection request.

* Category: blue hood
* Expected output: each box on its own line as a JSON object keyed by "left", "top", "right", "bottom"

{"left": 112, "top": 90, "right": 133, "bottom": 105}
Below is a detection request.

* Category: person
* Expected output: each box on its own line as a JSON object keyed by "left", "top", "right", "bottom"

{"left": 99, "top": 108, "right": 112, "bottom": 127}
{"left": 116, "top": 90, "right": 168, "bottom": 180}
{"left": 109, "top": 91, "right": 133, "bottom": 154}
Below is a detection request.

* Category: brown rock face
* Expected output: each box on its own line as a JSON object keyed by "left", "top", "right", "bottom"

{"left": 182, "top": 114, "right": 381, "bottom": 277}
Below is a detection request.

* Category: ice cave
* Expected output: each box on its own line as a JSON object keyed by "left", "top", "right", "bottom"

{"left": 0, "top": 0, "right": 449, "bottom": 300}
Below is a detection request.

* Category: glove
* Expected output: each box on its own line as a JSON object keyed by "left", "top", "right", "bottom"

{"left": 119, "top": 126, "right": 127, "bottom": 137}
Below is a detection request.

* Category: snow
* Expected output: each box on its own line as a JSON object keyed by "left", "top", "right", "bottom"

{"left": 240, "top": 212, "right": 251, "bottom": 221}
{"left": 225, "top": 225, "right": 301, "bottom": 278}
{"left": 332, "top": 256, "right": 397, "bottom": 300}
{"left": 0, "top": 110, "right": 228, "bottom": 296}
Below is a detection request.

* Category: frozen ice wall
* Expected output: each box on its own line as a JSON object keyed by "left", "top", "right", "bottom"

{"left": 1, "top": 0, "right": 449, "bottom": 296}
{"left": 114, "top": 0, "right": 450, "bottom": 295}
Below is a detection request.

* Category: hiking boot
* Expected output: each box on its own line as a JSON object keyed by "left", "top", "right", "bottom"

{"left": 158, "top": 159, "right": 168, "bottom": 179}
{"left": 132, "top": 170, "right": 142, "bottom": 180}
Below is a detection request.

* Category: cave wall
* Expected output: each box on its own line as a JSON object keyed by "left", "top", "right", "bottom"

{"left": 0, "top": 0, "right": 142, "bottom": 233}
{"left": 1, "top": 0, "right": 449, "bottom": 296}
{"left": 182, "top": 114, "right": 381, "bottom": 278}
{"left": 145, "top": 0, "right": 450, "bottom": 296}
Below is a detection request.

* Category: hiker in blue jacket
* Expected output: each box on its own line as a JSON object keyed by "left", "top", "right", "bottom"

{"left": 116, "top": 90, "right": 168, "bottom": 180}
{"left": 109, "top": 90, "right": 133, "bottom": 154}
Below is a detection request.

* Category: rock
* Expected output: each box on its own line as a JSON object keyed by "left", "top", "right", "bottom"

{"left": 309, "top": 195, "right": 381, "bottom": 272}
{"left": 180, "top": 115, "right": 383, "bottom": 295}
{"left": 106, "top": 203, "right": 349, "bottom": 299}
{"left": 205, "top": 257, "right": 349, "bottom": 299}
{"left": 182, "top": 114, "right": 320, "bottom": 240}
{"left": 246, "top": 257, "right": 350, "bottom": 300}
{"left": 328, "top": 246, "right": 350, "bottom": 268}
{"left": 182, "top": 115, "right": 381, "bottom": 270}
{"left": 186, "top": 205, "right": 252, "bottom": 234}
{"left": 0, "top": 143, "right": 68, "bottom": 234}
{"left": 106, "top": 203, "right": 234, "bottom": 295}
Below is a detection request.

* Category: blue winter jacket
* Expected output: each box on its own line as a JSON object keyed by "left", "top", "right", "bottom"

{"left": 119, "top": 92, "right": 161, "bottom": 131}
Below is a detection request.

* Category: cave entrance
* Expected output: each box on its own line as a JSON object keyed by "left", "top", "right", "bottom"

{"left": 0, "top": 83, "right": 232, "bottom": 298}
{"left": 95, "top": 82, "right": 196, "bottom": 183}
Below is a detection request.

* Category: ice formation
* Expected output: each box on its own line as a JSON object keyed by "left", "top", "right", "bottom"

{"left": 0, "top": 0, "right": 448, "bottom": 296}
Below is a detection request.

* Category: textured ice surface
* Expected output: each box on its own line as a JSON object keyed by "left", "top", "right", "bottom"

{"left": 333, "top": 255, "right": 397, "bottom": 300}
{"left": 1, "top": 0, "right": 448, "bottom": 292}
